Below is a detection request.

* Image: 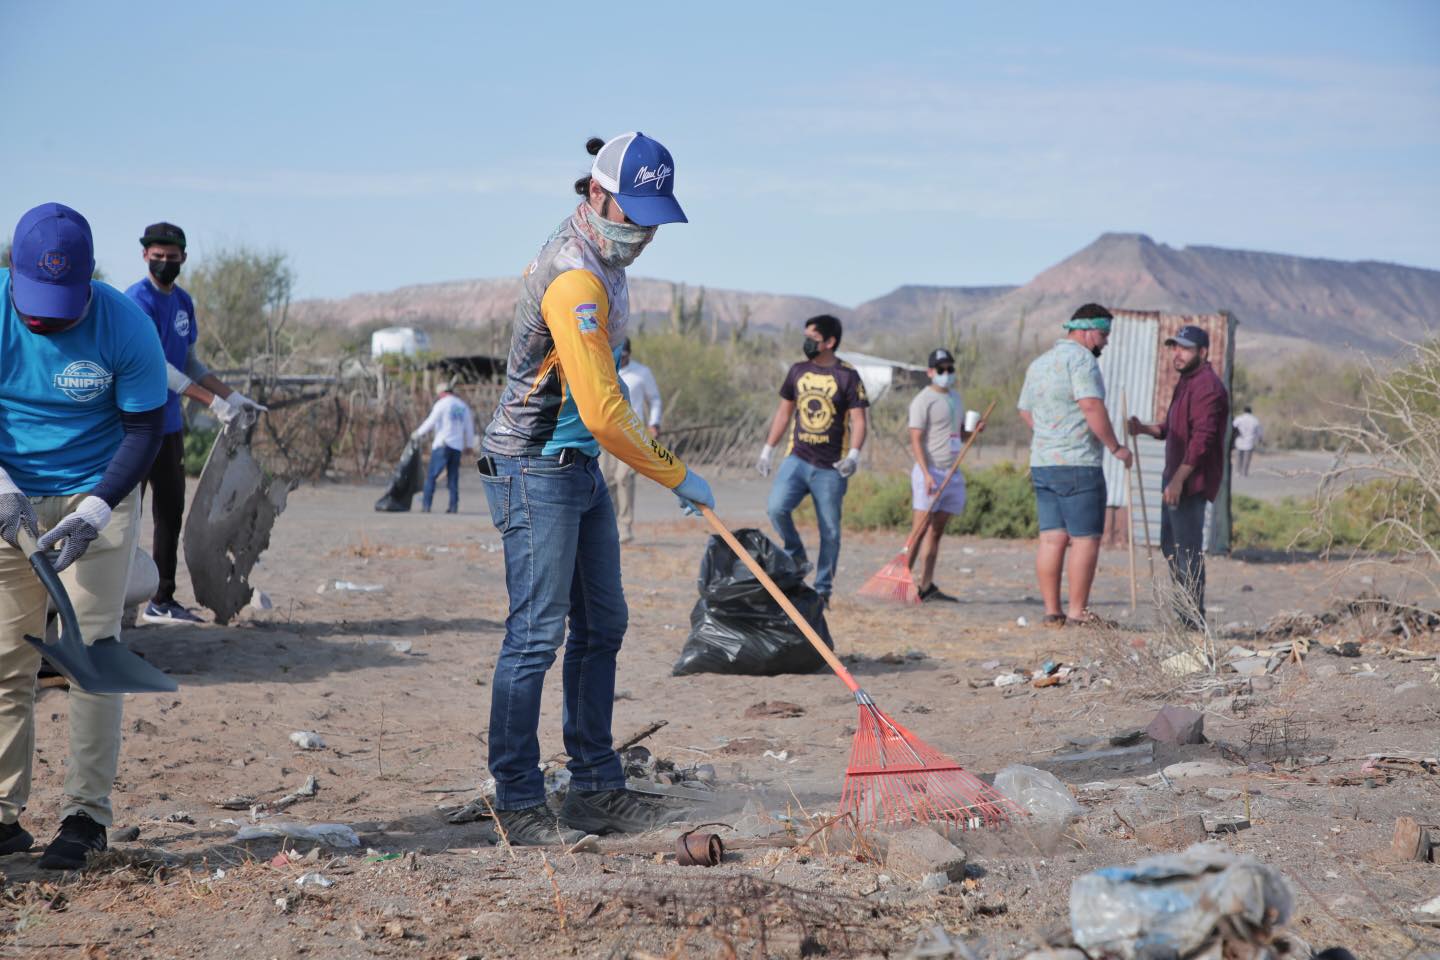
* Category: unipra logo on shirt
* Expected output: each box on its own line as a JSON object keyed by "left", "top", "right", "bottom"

{"left": 575, "top": 303, "right": 599, "bottom": 333}
{"left": 53, "top": 360, "right": 114, "bottom": 402}
{"left": 175, "top": 310, "right": 191, "bottom": 336}
{"left": 632, "top": 164, "right": 671, "bottom": 191}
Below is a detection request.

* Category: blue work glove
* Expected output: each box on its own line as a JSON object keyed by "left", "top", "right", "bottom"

{"left": 673, "top": 468, "right": 715, "bottom": 518}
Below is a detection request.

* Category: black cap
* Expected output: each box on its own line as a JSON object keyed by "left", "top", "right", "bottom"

{"left": 1164, "top": 324, "right": 1209, "bottom": 349}
{"left": 927, "top": 348, "right": 955, "bottom": 368}
{"left": 140, "top": 222, "right": 186, "bottom": 250}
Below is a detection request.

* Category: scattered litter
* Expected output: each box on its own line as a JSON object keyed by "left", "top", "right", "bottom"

{"left": 994, "top": 672, "right": 1027, "bottom": 688}
{"left": 1326, "top": 641, "right": 1362, "bottom": 657}
{"left": 249, "top": 590, "right": 274, "bottom": 611}
{"left": 262, "top": 775, "right": 320, "bottom": 813}
{"left": 295, "top": 872, "right": 334, "bottom": 889}
{"left": 112, "top": 825, "right": 141, "bottom": 842}
{"left": 215, "top": 795, "right": 258, "bottom": 810}
{"left": 1415, "top": 894, "right": 1440, "bottom": 925}
{"left": 762, "top": 749, "right": 792, "bottom": 763}
{"left": 332, "top": 580, "right": 384, "bottom": 592}
{"left": 1015, "top": 616, "right": 1028, "bottom": 627}
{"left": 1071, "top": 843, "right": 1294, "bottom": 959}
{"left": 163, "top": 811, "right": 195, "bottom": 824}
{"left": 675, "top": 830, "right": 725, "bottom": 867}
{"left": 289, "top": 731, "right": 326, "bottom": 750}
{"left": 567, "top": 834, "right": 601, "bottom": 855}
{"left": 994, "top": 764, "right": 1083, "bottom": 821}
{"left": 1161, "top": 648, "right": 1208, "bottom": 677}
{"left": 1206, "top": 815, "right": 1251, "bottom": 834}
{"left": 234, "top": 821, "right": 361, "bottom": 848}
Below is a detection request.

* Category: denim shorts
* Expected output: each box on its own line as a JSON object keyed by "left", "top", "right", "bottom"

{"left": 1031, "top": 465, "right": 1107, "bottom": 538}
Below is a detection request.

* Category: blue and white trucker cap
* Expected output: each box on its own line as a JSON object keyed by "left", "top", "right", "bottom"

{"left": 590, "top": 131, "right": 687, "bottom": 227}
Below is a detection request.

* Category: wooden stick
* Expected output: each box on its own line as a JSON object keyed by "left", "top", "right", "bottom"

{"left": 700, "top": 506, "right": 861, "bottom": 694}
{"left": 1129, "top": 398, "right": 1157, "bottom": 578}
{"left": 1123, "top": 392, "right": 1138, "bottom": 610}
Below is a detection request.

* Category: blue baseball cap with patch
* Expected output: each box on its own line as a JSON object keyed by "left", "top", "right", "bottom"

{"left": 1165, "top": 325, "right": 1210, "bottom": 349}
{"left": 590, "top": 131, "right": 687, "bottom": 227}
{"left": 10, "top": 203, "right": 95, "bottom": 321}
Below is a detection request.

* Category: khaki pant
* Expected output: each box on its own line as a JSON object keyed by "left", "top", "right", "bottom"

{"left": 0, "top": 489, "right": 140, "bottom": 828}
{"left": 599, "top": 452, "right": 636, "bottom": 541}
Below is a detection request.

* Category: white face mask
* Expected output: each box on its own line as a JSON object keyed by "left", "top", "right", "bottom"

{"left": 581, "top": 204, "right": 656, "bottom": 269}
{"left": 932, "top": 372, "right": 955, "bottom": 388}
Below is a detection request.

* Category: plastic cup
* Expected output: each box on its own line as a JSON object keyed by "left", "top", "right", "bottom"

{"left": 964, "top": 409, "right": 981, "bottom": 432}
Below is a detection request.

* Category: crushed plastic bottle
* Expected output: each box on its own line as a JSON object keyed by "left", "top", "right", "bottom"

{"left": 994, "top": 764, "right": 1083, "bottom": 821}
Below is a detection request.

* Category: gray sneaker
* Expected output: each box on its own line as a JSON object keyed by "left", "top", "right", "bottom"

{"left": 560, "top": 789, "right": 687, "bottom": 835}
{"left": 486, "top": 804, "right": 585, "bottom": 847}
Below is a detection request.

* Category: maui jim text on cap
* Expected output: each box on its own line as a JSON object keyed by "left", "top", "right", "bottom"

{"left": 589, "top": 132, "right": 687, "bottom": 227}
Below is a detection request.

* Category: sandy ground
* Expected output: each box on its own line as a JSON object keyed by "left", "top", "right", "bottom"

{"left": 2, "top": 468, "right": 1437, "bottom": 959}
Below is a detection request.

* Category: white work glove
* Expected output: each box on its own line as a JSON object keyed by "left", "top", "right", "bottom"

{"left": 0, "top": 468, "right": 38, "bottom": 551}
{"left": 410, "top": 430, "right": 425, "bottom": 443}
{"left": 209, "top": 393, "right": 240, "bottom": 425}
{"left": 37, "top": 496, "right": 110, "bottom": 572}
{"left": 230, "top": 391, "right": 268, "bottom": 413}
{"left": 836, "top": 448, "right": 861, "bottom": 479}
{"left": 756, "top": 444, "right": 775, "bottom": 478}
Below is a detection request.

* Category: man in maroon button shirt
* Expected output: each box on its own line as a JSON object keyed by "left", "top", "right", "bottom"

{"left": 1127, "top": 325, "right": 1230, "bottom": 630}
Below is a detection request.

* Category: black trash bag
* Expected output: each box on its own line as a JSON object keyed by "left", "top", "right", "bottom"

{"left": 374, "top": 439, "right": 424, "bottom": 512}
{"left": 672, "top": 528, "right": 833, "bottom": 677}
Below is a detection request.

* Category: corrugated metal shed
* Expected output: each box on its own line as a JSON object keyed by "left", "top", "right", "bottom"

{"left": 1097, "top": 310, "right": 1239, "bottom": 554}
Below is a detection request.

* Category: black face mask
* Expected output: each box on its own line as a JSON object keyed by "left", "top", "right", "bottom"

{"left": 802, "top": 338, "right": 822, "bottom": 360}
{"left": 1091, "top": 346, "right": 1103, "bottom": 358}
{"left": 149, "top": 259, "right": 181, "bottom": 285}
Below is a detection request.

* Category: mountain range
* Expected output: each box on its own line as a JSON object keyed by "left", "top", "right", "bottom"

{"left": 292, "top": 233, "right": 1439, "bottom": 361}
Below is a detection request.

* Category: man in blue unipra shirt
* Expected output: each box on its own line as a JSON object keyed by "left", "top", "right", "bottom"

{"left": 125, "top": 221, "right": 265, "bottom": 624}
{"left": 0, "top": 203, "right": 167, "bottom": 870}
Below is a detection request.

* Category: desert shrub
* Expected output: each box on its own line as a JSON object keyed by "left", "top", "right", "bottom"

{"left": 949, "top": 461, "right": 1038, "bottom": 538}
{"left": 183, "top": 428, "right": 218, "bottom": 477}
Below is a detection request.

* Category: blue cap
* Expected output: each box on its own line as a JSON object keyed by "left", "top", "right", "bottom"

{"left": 1165, "top": 325, "right": 1210, "bottom": 349}
{"left": 10, "top": 203, "right": 95, "bottom": 321}
{"left": 590, "top": 131, "right": 687, "bottom": 227}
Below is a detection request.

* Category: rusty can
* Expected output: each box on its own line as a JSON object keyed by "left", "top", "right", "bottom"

{"left": 675, "top": 830, "right": 724, "bottom": 867}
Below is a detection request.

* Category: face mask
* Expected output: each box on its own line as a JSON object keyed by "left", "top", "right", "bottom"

{"left": 149, "top": 259, "right": 181, "bottom": 285}
{"left": 802, "top": 338, "right": 822, "bottom": 360}
{"left": 1091, "top": 346, "right": 1103, "bottom": 358}
{"left": 581, "top": 204, "right": 656, "bottom": 269}
{"left": 932, "top": 372, "right": 955, "bottom": 388}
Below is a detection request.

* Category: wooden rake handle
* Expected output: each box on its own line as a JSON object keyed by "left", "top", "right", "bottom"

{"left": 904, "top": 399, "right": 997, "bottom": 553}
{"left": 699, "top": 506, "right": 862, "bottom": 695}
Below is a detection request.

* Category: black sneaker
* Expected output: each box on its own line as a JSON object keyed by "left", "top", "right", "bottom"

{"left": 0, "top": 820, "right": 33, "bottom": 855}
{"left": 37, "top": 812, "right": 106, "bottom": 870}
{"left": 486, "top": 804, "right": 586, "bottom": 847}
{"left": 919, "top": 583, "right": 960, "bottom": 603}
{"left": 560, "top": 789, "right": 686, "bottom": 835}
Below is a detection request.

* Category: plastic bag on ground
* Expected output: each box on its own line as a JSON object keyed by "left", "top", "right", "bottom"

{"left": 672, "top": 528, "right": 833, "bottom": 677}
{"left": 374, "top": 439, "right": 423, "bottom": 512}
{"left": 994, "top": 764, "right": 1083, "bottom": 821}
{"left": 1071, "top": 842, "right": 1295, "bottom": 960}
{"left": 234, "top": 821, "right": 361, "bottom": 848}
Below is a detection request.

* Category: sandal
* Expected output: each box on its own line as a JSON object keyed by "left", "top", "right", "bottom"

{"left": 1042, "top": 614, "right": 1067, "bottom": 629}
{"left": 1068, "top": 609, "right": 1118, "bottom": 629}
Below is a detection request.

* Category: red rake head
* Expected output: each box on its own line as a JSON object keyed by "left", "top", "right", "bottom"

{"left": 857, "top": 553, "right": 921, "bottom": 604}
{"left": 839, "top": 694, "right": 1020, "bottom": 830}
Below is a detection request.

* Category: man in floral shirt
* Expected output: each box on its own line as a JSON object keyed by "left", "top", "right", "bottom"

{"left": 1017, "top": 304, "right": 1131, "bottom": 628}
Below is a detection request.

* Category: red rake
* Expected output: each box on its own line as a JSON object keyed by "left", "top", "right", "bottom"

{"left": 700, "top": 506, "right": 1020, "bottom": 831}
{"left": 858, "top": 400, "right": 997, "bottom": 604}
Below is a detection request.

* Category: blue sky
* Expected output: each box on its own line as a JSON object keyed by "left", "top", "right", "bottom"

{"left": 4, "top": 1, "right": 1437, "bottom": 304}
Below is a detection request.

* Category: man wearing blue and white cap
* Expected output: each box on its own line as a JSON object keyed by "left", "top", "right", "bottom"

{"left": 478, "top": 132, "right": 710, "bottom": 845}
{"left": 1128, "top": 324, "right": 1229, "bottom": 630}
{"left": 0, "top": 203, "right": 168, "bottom": 869}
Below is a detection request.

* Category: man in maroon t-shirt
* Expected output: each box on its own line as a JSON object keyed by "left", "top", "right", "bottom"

{"left": 756, "top": 315, "right": 869, "bottom": 604}
{"left": 1128, "top": 325, "right": 1230, "bottom": 630}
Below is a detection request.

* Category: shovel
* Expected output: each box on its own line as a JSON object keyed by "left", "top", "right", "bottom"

{"left": 16, "top": 528, "right": 178, "bottom": 694}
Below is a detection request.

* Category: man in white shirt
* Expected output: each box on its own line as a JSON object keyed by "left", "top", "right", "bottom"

{"left": 601, "top": 339, "right": 662, "bottom": 543}
{"left": 1231, "top": 406, "right": 1263, "bottom": 476}
{"left": 412, "top": 382, "right": 477, "bottom": 513}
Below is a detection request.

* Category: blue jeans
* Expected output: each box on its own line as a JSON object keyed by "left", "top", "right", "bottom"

{"left": 480, "top": 453, "right": 627, "bottom": 810}
{"left": 767, "top": 455, "right": 847, "bottom": 597}
{"left": 422, "top": 446, "right": 462, "bottom": 512}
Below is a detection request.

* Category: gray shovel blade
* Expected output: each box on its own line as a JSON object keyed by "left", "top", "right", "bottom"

{"left": 26, "top": 633, "right": 177, "bottom": 695}
{"left": 23, "top": 551, "right": 177, "bottom": 695}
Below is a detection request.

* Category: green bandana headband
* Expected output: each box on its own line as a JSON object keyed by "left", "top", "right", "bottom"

{"left": 1063, "top": 316, "right": 1112, "bottom": 332}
